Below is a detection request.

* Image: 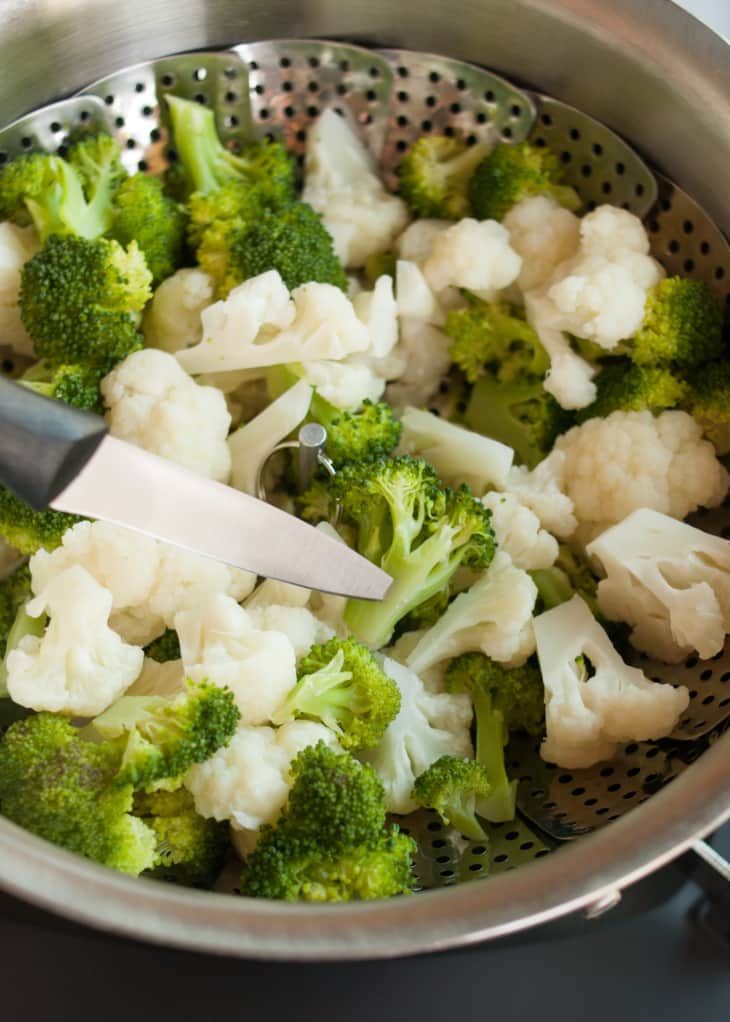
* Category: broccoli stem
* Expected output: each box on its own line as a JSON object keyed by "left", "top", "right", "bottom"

{"left": 166, "top": 96, "right": 227, "bottom": 197}
{"left": 473, "top": 687, "right": 517, "bottom": 823}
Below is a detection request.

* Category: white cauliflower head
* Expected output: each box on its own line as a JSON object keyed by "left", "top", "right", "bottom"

{"left": 503, "top": 195, "right": 581, "bottom": 292}
{"left": 588, "top": 509, "right": 730, "bottom": 663}
{"left": 359, "top": 656, "right": 473, "bottom": 814}
{"left": 399, "top": 406, "right": 513, "bottom": 493}
{"left": 6, "top": 565, "right": 143, "bottom": 716}
{"left": 142, "top": 267, "right": 214, "bottom": 354}
{"left": 555, "top": 410, "right": 729, "bottom": 545}
{"left": 407, "top": 552, "right": 538, "bottom": 674}
{"left": 386, "top": 318, "right": 452, "bottom": 411}
{"left": 535, "top": 595, "right": 689, "bottom": 768}
{"left": 175, "top": 595, "right": 296, "bottom": 725}
{"left": 504, "top": 452, "right": 578, "bottom": 540}
{"left": 423, "top": 218, "right": 522, "bottom": 295}
{"left": 185, "top": 720, "right": 341, "bottom": 829}
{"left": 302, "top": 109, "right": 410, "bottom": 268}
{"left": 524, "top": 294, "right": 597, "bottom": 410}
{"left": 353, "top": 273, "right": 399, "bottom": 359}
{"left": 482, "top": 490, "right": 559, "bottom": 570}
{"left": 246, "top": 603, "right": 334, "bottom": 659}
{"left": 298, "top": 355, "right": 386, "bottom": 410}
{"left": 0, "top": 221, "right": 39, "bottom": 356}
{"left": 395, "top": 218, "right": 452, "bottom": 264}
{"left": 101, "top": 348, "right": 232, "bottom": 482}
{"left": 395, "top": 260, "right": 444, "bottom": 325}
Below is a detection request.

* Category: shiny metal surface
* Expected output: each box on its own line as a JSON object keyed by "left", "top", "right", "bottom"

{"left": 51, "top": 436, "right": 392, "bottom": 600}
{"left": 0, "top": 0, "right": 728, "bottom": 957}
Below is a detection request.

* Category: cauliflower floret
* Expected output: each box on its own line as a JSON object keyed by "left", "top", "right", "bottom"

{"left": 101, "top": 348, "right": 232, "bottom": 482}
{"left": 0, "top": 221, "right": 40, "bottom": 356}
{"left": 422, "top": 218, "right": 522, "bottom": 296}
{"left": 503, "top": 195, "right": 581, "bottom": 292}
{"left": 482, "top": 491, "right": 559, "bottom": 570}
{"left": 524, "top": 293, "right": 597, "bottom": 410}
{"left": 246, "top": 604, "right": 334, "bottom": 658}
{"left": 555, "top": 410, "right": 729, "bottom": 546}
{"left": 529, "top": 206, "right": 664, "bottom": 351}
{"left": 302, "top": 109, "right": 410, "bottom": 269}
{"left": 504, "top": 452, "right": 578, "bottom": 540}
{"left": 228, "top": 379, "right": 312, "bottom": 495}
{"left": 395, "top": 218, "right": 452, "bottom": 264}
{"left": 128, "top": 656, "right": 186, "bottom": 697}
{"left": 407, "top": 552, "right": 538, "bottom": 674}
{"left": 297, "top": 356, "right": 386, "bottom": 410}
{"left": 535, "top": 595, "right": 689, "bottom": 768}
{"left": 6, "top": 565, "right": 143, "bottom": 716}
{"left": 399, "top": 406, "right": 513, "bottom": 493}
{"left": 386, "top": 318, "right": 452, "bottom": 411}
{"left": 588, "top": 509, "right": 730, "bottom": 663}
{"left": 175, "top": 595, "right": 296, "bottom": 724}
{"left": 246, "top": 577, "right": 311, "bottom": 611}
{"left": 359, "top": 656, "right": 473, "bottom": 814}
{"left": 185, "top": 720, "right": 341, "bottom": 829}
{"left": 395, "top": 260, "right": 444, "bottom": 324}
{"left": 142, "top": 267, "right": 215, "bottom": 354}
{"left": 353, "top": 274, "right": 399, "bottom": 359}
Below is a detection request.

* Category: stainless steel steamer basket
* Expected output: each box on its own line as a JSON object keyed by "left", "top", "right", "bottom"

{"left": 0, "top": 0, "right": 728, "bottom": 959}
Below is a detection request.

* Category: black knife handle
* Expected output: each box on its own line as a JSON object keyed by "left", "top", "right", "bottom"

{"left": 0, "top": 377, "right": 107, "bottom": 510}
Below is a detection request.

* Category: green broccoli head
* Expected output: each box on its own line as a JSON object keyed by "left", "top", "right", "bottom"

{"left": 468, "top": 141, "right": 580, "bottom": 222}
{"left": 133, "top": 787, "right": 229, "bottom": 888}
{"left": 90, "top": 679, "right": 240, "bottom": 789}
{"left": 398, "top": 136, "right": 491, "bottom": 220}
{"left": 110, "top": 174, "right": 186, "bottom": 286}
{"left": 311, "top": 396, "right": 402, "bottom": 468}
{"left": 628, "top": 277, "right": 724, "bottom": 368}
{"left": 445, "top": 653, "right": 545, "bottom": 823}
{"left": 226, "top": 202, "right": 348, "bottom": 295}
{"left": 273, "top": 637, "right": 401, "bottom": 751}
{"left": 412, "top": 755, "right": 491, "bottom": 840}
{"left": 241, "top": 743, "right": 416, "bottom": 901}
{"left": 166, "top": 95, "right": 295, "bottom": 203}
{"left": 335, "top": 456, "right": 495, "bottom": 648}
{"left": 684, "top": 360, "right": 730, "bottom": 454}
{"left": 0, "top": 713, "right": 157, "bottom": 875}
{"left": 187, "top": 179, "right": 269, "bottom": 250}
{"left": 19, "top": 234, "right": 151, "bottom": 368}
{"left": 0, "top": 487, "right": 80, "bottom": 554}
{"left": 295, "top": 475, "right": 336, "bottom": 525}
{"left": 446, "top": 298, "right": 549, "bottom": 384}
{"left": 575, "top": 359, "right": 686, "bottom": 424}
{"left": 0, "top": 137, "right": 125, "bottom": 241}
{"left": 144, "top": 628, "right": 181, "bottom": 663}
{"left": 0, "top": 562, "right": 31, "bottom": 660}
{"left": 463, "top": 371, "right": 570, "bottom": 468}
{"left": 19, "top": 360, "right": 105, "bottom": 412}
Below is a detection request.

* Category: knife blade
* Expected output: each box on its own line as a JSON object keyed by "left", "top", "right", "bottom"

{"left": 51, "top": 435, "right": 391, "bottom": 600}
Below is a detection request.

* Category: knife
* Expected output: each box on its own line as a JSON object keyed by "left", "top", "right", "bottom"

{"left": 0, "top": 377, "right": 391, "bottom": 600}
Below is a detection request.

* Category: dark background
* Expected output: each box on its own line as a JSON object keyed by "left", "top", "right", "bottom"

{"left": 1, "top": 825, "right": 728, "bottom": 1022}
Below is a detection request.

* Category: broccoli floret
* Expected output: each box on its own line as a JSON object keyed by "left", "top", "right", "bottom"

{"left": 19, "top": 360, "right": 105, "bottom": 412}
{"left": 133, "top": 787, "right": 229, "bottom": 888}
{"left": 0, "top": 136, "right": 124, "bottom": 241}
{"left": 166, "top": 95, "right": 295, "bottom": 203}
{"left": 187, "top": 179, "right": 268, "bottom": 250}
{"left": 446, "top": 298, "right": 549, "bottom": 384}
{"left": 295, "top": 475, "right": 335, "bottom": 525}
{"left": 273, "top": 637, "right": 401, "bottom": 751}
{"left": 469, "top": 142, "right": 580, "bottom": 222}
{"left": 684, "top": 360, "right": 730, "bottom": 454}
{"left": 412, "top": 755, "right": 491, "bottom": 840}
{"left": 110, "top": 174, "right": 186, "bottom": 286}
{"left": 627, "top": 277, "right": 723, "bottom": 368}
{"left": 310, "top": 396, "right": 402, "bottom": 468}
{"left": 398, "top": 136, "right": 491, "bottom": 220}
{"left": 364, "top": 250, "right": 397, "bottom": 287}
{"left": 0, "top": 713, "right": 157, "bottom": 875}
{"left": 20, "top": 234, "right": 151, "bottom": 368}
{"left": 531, "top": 544, "right": 601, "bottom": 616}
{"left": 0, "top": 487, "right": 80, "bottom": 554}
{"left": 334, "top": 456, "right": 495, "bottom": 648}
{"left": 90, "top": 679, "right": 240, "bottom": 789}
{"left": 575, "top": 359, "right": 686, "bottom": 424}
{"left": 0, "top": 563, "right": 31, "bottom": 660}
{"left": 144, "top": 628, "right": 181, "bottom": 663}
{"left": 241, "top": 742, "right": 416, "bottom": 902}
{"left": 227, "top": 202, "right": 348, "bottom": 294}
{"left": 446, "top": 653, "right": 544, "bottom": 822}
{"left": 463, "top": 371, "right": 569, "bottom": 468}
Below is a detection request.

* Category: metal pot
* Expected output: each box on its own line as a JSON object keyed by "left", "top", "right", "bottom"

{"left": 0, "top": 0, "right": 728, "bottom": 959}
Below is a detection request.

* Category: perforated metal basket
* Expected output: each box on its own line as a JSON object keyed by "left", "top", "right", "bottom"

{"left": 0, "top": 0, "right": 728, "bottom": 959}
